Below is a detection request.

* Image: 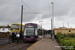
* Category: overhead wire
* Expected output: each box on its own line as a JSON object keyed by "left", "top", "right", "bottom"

{"left": 21, "top": 0, "right": 36, "bottom": 14}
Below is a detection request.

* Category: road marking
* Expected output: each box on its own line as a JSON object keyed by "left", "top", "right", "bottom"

{"left": 27, "top": 38, "right": 45, "bottom": 50}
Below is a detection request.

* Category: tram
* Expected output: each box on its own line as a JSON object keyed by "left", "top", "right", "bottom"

{"left": 23, "top": 23, "right": 45, "bottom": 41}
{"left": 10, "top": 23, "right": 24, "bottom": 42}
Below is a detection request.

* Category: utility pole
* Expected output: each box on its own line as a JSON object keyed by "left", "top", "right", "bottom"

{"left": 51, "top": 19, "right": 52, "bottom": 39}
{"left": 39, "top": 21, "right": 43, "bottom": 38}
{"left": 20, "top": 5, "right": 23, "bottom": 39}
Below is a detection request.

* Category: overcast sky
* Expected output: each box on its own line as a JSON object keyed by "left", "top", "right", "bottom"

{"left": 0, "top": 0, "right": 75, "bottom": 30}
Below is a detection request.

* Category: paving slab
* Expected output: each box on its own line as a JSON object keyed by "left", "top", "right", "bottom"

{"left": 27, "top": 35, "right": 62, "bottom": 50}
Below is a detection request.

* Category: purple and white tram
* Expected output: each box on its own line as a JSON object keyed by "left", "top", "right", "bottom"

{"left": 23, "top": 23, "right": 42, "bottom": 41}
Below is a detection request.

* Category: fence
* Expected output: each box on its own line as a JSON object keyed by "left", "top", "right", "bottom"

{"left": 0, "top": 32, "right": 10, "bottom": 38}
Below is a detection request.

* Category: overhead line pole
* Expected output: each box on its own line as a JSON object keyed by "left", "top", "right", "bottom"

{"left": 39, "top": 21, "right": 43, "bottom": 38}
{"left": 20, "top": 5, "right": 23, "bottom": 39}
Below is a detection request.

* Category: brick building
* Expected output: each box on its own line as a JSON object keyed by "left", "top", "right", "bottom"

{"left": 0, "top": 25, "right": 11, "bottom": 32}
{"left": 54, "top": 27, "right": 75, "bottom": 35}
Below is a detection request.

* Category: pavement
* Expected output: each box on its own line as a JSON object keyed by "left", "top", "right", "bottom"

{"left": 27, "top": 35, "right": 62, "bottom": 50}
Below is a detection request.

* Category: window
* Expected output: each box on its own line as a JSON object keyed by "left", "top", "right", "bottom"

{"left": 69, "top": 30, "right": 71, "bottom": 32}
{"left": 24, "top": 28, "right": 34, "bottom": 36}
{"left": 2, "top": 28, "right": 4, "bottom": 30}
{"left": 11, "top": 24, "right": 19, "bottom": 28}
{"left": 11, "top": 24, "right": 19, "bottom": 30}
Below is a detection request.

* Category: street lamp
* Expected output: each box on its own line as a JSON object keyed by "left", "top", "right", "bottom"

{"left": 50, "top": 2, "right": 54, "bottom": 40}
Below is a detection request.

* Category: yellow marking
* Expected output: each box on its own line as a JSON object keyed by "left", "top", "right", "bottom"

{"left": 0, "top": 42, "right": 16, "bottom": 48}
{"left": 27, "top": 38, "right": 45, "bottom": 50}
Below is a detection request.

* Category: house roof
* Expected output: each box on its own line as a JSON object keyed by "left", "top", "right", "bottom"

{"left": 54, "top": 28, "right": 75, "bottom": 30}
{"left": 59, "top": 27, "right": 67, "bottom": 28}
{"left": 0, "top": 26, "right": 11, "bottom": 28}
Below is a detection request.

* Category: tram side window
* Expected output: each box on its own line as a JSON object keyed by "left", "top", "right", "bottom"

{"left": 38, "top": 29, "right": 42, "bottom": 35}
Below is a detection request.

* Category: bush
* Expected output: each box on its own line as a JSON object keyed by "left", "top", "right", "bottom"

{"left": 64, "top": 34, "right": 67, "bottom": 37}
{"left": 56, "top": 33, "right": 63, "bottom": 38}
{"left": 72, "top": 33, "right": 75, "bottom": 37}
{"left": 56, "top": 33, "right": 75, "bottom": 50}
{"left": 68, "top": 34, "right": 73, "bottom": 37}
{"left": 61, "top": 36, "right": 64, "bottom": 39}
{"left": 70, "top": 42, "right": 75, "bottom": 50}
{"left": 56, "top": 33, "right": 63, "bottom": 42}
{"left": 60, "top": 39, "right": 65, "bottom": 46}
{"left": 64, "top": 40, "right": 71, "bottom": 46}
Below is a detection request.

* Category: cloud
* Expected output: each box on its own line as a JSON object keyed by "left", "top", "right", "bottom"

{"left": 0, "top": 0, "right": 75, "bottom": 29}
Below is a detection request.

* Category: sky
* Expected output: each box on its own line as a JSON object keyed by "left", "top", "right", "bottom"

{"left": 0, "top": 0, "right": 75, "bottom": 30}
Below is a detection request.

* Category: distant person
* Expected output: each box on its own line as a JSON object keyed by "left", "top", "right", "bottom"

{"left": 16, "top": 33, "right": 20, "bottom": 44}
{"left": 12, "top": 32, "right": 15, "bottom": 42}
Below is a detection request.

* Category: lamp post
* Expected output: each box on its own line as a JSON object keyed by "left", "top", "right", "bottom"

{"left": 50, "top": 2, "right": 54, "bottom": 40}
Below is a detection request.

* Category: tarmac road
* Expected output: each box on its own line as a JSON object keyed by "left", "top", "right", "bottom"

{"left": 0, "top": 41, "right": 34, "bottom": 50}
{"left": 0, "top": 37, "right": 12, "bottom": 46}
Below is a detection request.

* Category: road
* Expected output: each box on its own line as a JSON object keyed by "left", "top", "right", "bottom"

{"left": 0, "top": 37, "right": 12, "bottom": 46}
{"left": 0, "top": 41, "right": 34, "bottom": 50}
{"left": 0, "top": 37, "right": 42, "bottom": 50}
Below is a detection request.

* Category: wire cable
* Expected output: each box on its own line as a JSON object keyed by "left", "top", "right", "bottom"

{"left": 21, "top": 0, "right": 36, "bottom": 14}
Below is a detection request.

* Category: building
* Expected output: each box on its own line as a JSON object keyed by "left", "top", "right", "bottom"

{"left": 54, "top": 28, "right": 75, "bottom": 35}
{"left": 0, "top": 25, "right": 11, "bottom": 33}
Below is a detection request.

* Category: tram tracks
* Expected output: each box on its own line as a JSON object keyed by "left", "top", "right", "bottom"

{"left": 18, "top": 43, "right": 32, "bottom": 50}
{"left": 0, "top": 41, "right": 34, "bottom": 50}
{"left": 0, "top": 37, "right": 41, "bottom": 50}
